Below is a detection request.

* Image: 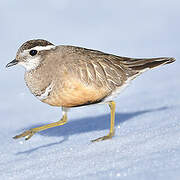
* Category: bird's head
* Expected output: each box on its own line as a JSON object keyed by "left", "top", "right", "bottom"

{"left": 6, "top": 39, "right": 55, "bottom": 71}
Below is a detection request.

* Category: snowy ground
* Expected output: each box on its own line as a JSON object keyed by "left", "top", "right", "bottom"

{"left": 0, "top": 1, "right": 180, "bottom": 180}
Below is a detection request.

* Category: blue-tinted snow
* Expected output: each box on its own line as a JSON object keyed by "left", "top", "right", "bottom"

{"left": 0, "top": 0, "right": 180, "bottom": 179}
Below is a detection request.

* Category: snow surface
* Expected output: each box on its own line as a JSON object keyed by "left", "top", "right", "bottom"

{"left": 0, "top": 0, "right": 180, "bottom": 179}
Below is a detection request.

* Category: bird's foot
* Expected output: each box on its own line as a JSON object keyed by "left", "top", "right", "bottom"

{"left": 13, "top": 115, "right": 68, "bottom": 141}
{"left": 13, "top": 129, "right": 37, "bottom": 140}
{"left": 91, "top": 132, "right": 115, "bottom": 142}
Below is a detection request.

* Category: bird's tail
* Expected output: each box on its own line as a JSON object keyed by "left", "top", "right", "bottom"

{"left": 122, "top": 57, "right": 176, "bottom": 71}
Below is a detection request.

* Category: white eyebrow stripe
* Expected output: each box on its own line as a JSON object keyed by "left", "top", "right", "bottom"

{"left": 30, "top": 45, "right": 56, "bottom": 51}
{"left": 21, "top": 45, "right": 56, "bottom": 56}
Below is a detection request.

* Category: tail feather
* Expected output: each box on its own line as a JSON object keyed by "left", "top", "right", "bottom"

{"left": 121, "top": 57, "right": 176, "bottom": 71}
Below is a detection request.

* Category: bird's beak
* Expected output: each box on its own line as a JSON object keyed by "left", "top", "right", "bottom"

{"left": 6, "top": 59, "right": 19, "bottom": 68}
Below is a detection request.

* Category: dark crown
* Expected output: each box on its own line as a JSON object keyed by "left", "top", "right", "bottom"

{"left": 19, "top": 39, "right": 54, "bottom": 52}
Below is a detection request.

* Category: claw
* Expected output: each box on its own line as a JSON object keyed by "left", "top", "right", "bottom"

{"left": 13, "top": 129, "right": 36, "bottom": 140}
{"left": 91, "top": 132, "right": 114, "bottom": 142}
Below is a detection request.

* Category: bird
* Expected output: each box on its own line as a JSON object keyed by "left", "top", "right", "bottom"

{"left": 6, "top": 39, "right": 175, "bottom": 142}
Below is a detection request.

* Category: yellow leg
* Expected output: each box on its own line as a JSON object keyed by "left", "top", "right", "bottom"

{"left": 92, "top": 101, "right": 116, "bottom": 142}
{"left": 13, "top": 108, "right": 68, "bottom": 140}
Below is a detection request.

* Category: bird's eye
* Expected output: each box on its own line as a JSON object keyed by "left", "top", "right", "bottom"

{"left": 29, "top": 50, "right": 37, "bottom": 56}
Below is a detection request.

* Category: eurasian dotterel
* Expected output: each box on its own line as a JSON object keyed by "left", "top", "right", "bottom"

{"left": 6, "top": 39, "right": 175, "bottom": 142}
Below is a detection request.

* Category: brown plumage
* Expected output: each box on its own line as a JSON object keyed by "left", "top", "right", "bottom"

{"left": 6, "top": 39, "right": 176, "bottom": 142}
{"left": 24, "top": 45, "right": 175, "bottom": 107}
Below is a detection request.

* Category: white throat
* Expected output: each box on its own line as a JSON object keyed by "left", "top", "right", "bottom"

{"left": 19, "top": 56, "right": 41, "bottom": 71}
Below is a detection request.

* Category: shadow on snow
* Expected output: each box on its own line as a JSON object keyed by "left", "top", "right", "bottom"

{"left": 15, "top": 106, "right": 168, "bottom": 155}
